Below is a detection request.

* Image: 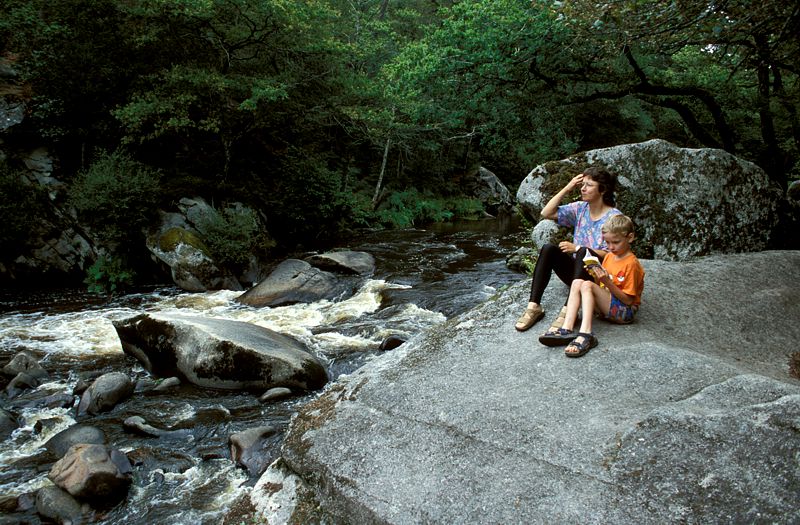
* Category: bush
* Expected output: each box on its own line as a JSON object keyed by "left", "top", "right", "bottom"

{"left": 68, "top": 151, "right": 162, "bottom": 250}
{"left": 195, "top": 204, "right": 274, "bottom": 273}
{"left": 0, "top": 162, "right": 49, "bottom": 255}
{"left": 265, "top": 149, "right": 353, "bottom": 244}
{"left": 84, "top": 255, "right": 135, "bottom": 294}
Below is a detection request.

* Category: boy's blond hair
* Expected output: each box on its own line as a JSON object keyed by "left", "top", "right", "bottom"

{"left": 602, "top": 214, "right": 635, "bottom": 236}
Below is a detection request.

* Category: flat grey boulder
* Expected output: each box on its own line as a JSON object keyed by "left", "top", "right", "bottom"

{"left": 516, "top": 139, "right": 786, "bottom": 260}
{"left": 304, "top": 250, "right": 376, "bottom": 275}
{"left": 236, "top": 259, "right": 348, "bottom": 307}
{"left": 113, "top": 312, "right": 328, "bottom": 391}
{"left": 276, "top": 251, "right": 800, "bottom": 524}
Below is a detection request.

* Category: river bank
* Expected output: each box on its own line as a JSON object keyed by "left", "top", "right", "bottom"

{"left": 0, "top": 218, "right": 527, "bottom": 524}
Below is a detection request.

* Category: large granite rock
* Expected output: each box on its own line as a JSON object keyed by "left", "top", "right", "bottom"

{"left": 516, "top": 139, "right": 787, "bottom": 260}
{"left": 0, "top": 151, "right": 97, "bottom": 285}
{"left": 236, "top": 259, "right": 349, "bottom": 307}
{"left": 465, "top": 166, "right": 515, "bottom": 215}
{"left": 113, "top": 312, "right": 328, "bottom": 391}
{"left": 271, "top": 250, "right": 800, "bottom": 523}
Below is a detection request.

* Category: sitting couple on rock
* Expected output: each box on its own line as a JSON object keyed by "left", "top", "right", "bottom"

{"left": 515, "top": 167, "right": 645, "bottom": 357}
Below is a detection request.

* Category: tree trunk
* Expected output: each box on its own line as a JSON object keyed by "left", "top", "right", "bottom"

{"left": 754, "top": 33, "right": 784, "bottom": 188}
{"left": 372, "top": 136, "right": 391, "bottom": 209}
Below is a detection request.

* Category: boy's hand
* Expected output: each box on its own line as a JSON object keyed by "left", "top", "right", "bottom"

{"left": 588, "top": 265, "right": 608, "bottom": 282}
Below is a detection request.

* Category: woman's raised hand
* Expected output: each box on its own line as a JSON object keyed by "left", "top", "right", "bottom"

{"left": 567, "top": 173, "right": 584, "bottom": 189}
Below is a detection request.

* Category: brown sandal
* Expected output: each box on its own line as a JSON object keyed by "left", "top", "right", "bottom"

{"left": 543, "top": 305, "right": 569, "bottom": 334}
{"left": 515, "top": 305, "right": 544, "bottom": 331}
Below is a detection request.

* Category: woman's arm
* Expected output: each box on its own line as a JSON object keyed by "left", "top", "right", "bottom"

{"left": 540, "top": 174, "right": 583, "bottom": 220}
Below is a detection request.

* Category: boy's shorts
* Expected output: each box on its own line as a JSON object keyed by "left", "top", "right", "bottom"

{"left": 605, "top": 295, "right": 638, "bottom": 324}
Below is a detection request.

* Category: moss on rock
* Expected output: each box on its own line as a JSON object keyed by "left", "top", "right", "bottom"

{"left": 158, "top": 227, "right": 210, "bottom": 255}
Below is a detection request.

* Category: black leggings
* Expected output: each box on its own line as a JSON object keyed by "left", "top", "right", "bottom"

{"left": 528, "top": 243, "right": 596, "bottom": 304}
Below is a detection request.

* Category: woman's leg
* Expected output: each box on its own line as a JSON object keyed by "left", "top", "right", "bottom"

{"left": 517, "top": 243, "right": 572, "bottom": 331}
{"left": 528, "top": 243, "right": 574, "bottom": 304}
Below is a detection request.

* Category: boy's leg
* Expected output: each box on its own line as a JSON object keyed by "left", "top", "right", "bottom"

{"left": 566, "top": 282, "right": 611, "bottom": 356}
{"left": 538, "top": 279, "right": 584, "bottom": 346}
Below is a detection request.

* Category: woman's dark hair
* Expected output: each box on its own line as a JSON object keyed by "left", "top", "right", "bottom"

{"left": 583, "top": 166, "right": 617, "bottom": 206}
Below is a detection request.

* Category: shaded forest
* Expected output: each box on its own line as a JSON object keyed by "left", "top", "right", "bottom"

{"left": 1, "top": 0, "right": 798, "bottom": 286}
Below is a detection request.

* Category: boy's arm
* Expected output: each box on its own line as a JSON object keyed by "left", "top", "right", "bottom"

{"left": 589, "top": 267, "right": 636, "bottom": 305}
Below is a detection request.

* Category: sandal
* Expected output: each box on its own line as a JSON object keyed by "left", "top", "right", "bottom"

{"left": 564, "top": 332, "right": 598, "bottom": 358}
{"left": 548, "top": 305, "right": 569, "bottom": 331}
{"left": 515, "top": 305, "right": 544, "bottom": 331}
{"left": 538, "top": 327, "right": 577, "bottom": 347}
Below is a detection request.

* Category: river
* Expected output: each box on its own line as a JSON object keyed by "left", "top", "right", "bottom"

{"left": 0, "top": 217, "right": 527, "bottom": 524}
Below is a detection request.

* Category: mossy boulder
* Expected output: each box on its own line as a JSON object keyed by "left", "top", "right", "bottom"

{"left": 146, "top": 224, "right": 242, "bottom": 292}
{"left": 516, "top": 139, "right": 788, "bottom": 260}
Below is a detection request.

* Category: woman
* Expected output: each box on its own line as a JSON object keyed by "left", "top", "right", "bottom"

{"left": 515, "top": 166, "right": 621, "bottom": 335}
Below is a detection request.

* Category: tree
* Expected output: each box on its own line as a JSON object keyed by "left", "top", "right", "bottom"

{"left": 553, "top": 0, "right": 800, "bottom": 186}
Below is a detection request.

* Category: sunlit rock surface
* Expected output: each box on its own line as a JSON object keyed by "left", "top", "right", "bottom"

{"left": 275, "top": 251, "right": 800, "bottom": 524}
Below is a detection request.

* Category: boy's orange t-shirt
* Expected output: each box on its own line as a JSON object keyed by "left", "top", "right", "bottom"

{"left": 601, "top": 252, "right": 645, "bottom": 306}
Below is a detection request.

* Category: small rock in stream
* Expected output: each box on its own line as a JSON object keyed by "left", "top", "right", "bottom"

{"left": 153, "top": 377, "right": 181, "bottom": 391}
{"left": 259, "top": 387, "right": 292, "bottom": 403}
{"left": 1, "top": 408, "right": 18, "bottom": 439}
{"left": 77, "top": 372, "right": 134, "bottom": 416}
{"left": 2, "top": 351, "right": 49, "bottom": 381}
{"left": 45, "top": 424, "right": 106, "bottom": 459}
{"left": 5, "top": 371, "right": 42, "bottom": 398}
{"left": 123, "top": 416, "right": 190, "bottom": 439}
{"left": 35, "top": 485, "right": 86, "bottom": 525}
{"left": 229, "top": 425, "right": 280, "bottom": 477}
{"left": 49, "top": 444, "right": 132, "bottom": 502}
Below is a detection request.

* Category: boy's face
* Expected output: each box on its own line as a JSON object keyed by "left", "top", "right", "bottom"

{"left": 603, "top": 230, "right": 634, "bottom": 256}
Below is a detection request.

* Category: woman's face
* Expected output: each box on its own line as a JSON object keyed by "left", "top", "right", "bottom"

{"left": 581, "top": 175, "right": 603, "bottom": 203}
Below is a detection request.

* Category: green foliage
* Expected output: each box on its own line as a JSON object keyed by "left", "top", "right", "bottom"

{"left": 3, "top": 0, "right": 798, "bottom": 273}
{"left": 68, "top": 151, "right": 162, "bottom": 251}
{"left": 376, "top": 189, "right": 484, "bottom": 228}
{"left": 0, "top": 162, "right": 49, "bottom": 255}
{"left": 84, "top": 255, "right": 135, "bottom": 294}
{"left": 195, "top": 204, "right": 274, "bottom": 272}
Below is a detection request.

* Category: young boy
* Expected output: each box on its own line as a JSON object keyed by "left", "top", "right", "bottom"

{"left": 538, "top": 214, "right": 645, "bottom": 357}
